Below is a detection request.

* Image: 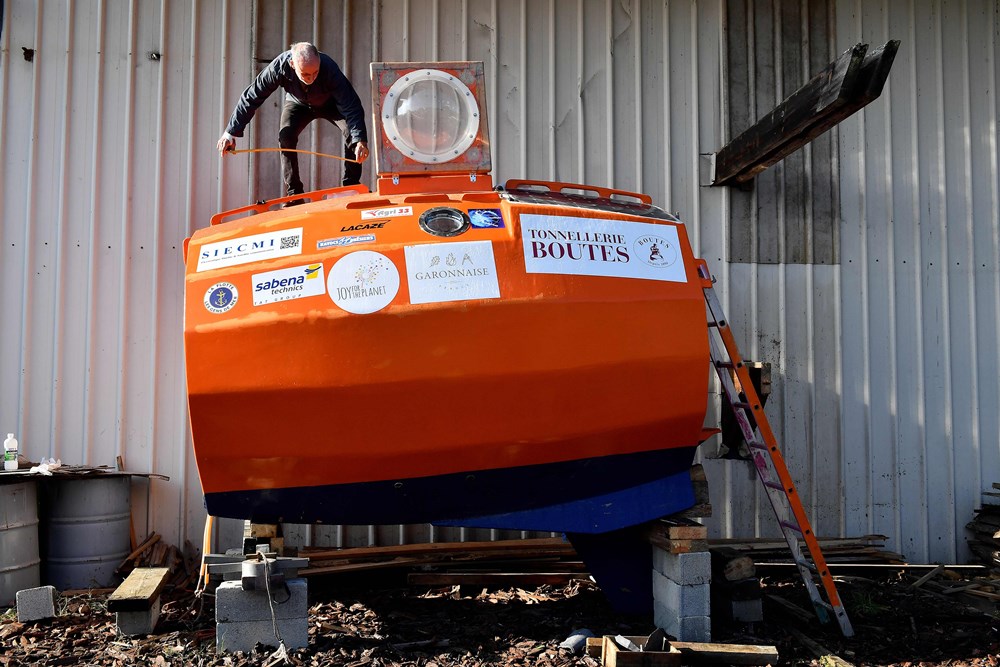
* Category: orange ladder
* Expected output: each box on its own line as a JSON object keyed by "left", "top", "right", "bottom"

{"left": 697, "top": 261, "right": 854, "bottom": 637}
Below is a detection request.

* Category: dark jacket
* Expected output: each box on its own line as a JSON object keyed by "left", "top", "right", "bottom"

{"left": 224, "top": 50, "right": 368, "bottom": 145}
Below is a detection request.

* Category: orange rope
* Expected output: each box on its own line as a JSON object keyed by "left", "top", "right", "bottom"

{"left": 226, "top": 146, "right": 361, "bottom": 164}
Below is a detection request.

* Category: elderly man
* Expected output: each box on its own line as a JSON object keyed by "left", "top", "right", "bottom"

{"left": 217, "top": 42, "right": 369, "bottom": 203}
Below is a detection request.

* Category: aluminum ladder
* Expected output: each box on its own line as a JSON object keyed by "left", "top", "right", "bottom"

{"left": 697, "top": 261, "right": 854, "bottom": 637}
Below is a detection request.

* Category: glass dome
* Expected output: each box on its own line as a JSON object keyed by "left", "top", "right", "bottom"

{"left": 382, "top": 69, "right": 480, "bottom": 165}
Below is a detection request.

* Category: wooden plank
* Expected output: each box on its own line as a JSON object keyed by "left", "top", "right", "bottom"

{"left": 670, "top": 641, "right": 779, "bottom": 665}
{"left": 909, "top": 564, "right": 945, "bottom": 589}
{"left": 121, "top": 532, "right": 160, "bottom": 564}
{"left": 406, "top": 572, "right": 586, "bottom": 587}
{"left": 107, "top": 567, "right": 171, "bottom": 612}
{"left": 649, "top": 536, "right": 709, "bottom": 554}
{"left": 647, "top": 518, "right": 708, "bottom": 542}
{"left": 299, "top": 537, "right": 573, "bottom": 561}
{"left": 714, "top": 40, "right": 899, "bottom": 186}
{"left": 713, "top": 43, "right": 867, "bottom": 185}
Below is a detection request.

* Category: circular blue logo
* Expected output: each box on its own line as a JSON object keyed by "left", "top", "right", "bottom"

{"left": 203, "top": 282, "right": 239, "bottom": 314}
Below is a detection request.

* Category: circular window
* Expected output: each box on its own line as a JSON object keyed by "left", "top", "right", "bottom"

{"left": 419, "top": 207, "right": 470, "bottom": 237}
{"left": 382, "top": 69, "right": 480, "bottom": 164}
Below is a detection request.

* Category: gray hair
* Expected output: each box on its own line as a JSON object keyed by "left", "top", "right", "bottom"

{"left": 290, "top": 42, "right": 319, "bottom": 64}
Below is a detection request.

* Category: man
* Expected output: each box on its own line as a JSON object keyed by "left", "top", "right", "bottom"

{"left": 217, "top": 42, "right": 370, "bottom": 203}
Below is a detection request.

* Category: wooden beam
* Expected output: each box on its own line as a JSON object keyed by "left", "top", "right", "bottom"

{"left": 713, "top": 41, "right": 899, "bottom": 186}
{"left": 406, "top": 572, "right": 586, "bottom": 587}
{"left": 107, "top": 567, "right": 171, "bottom": 613}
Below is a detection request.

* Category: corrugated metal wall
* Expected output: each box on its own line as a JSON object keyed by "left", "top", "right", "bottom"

{"left": 1, "top": 0, "right": 997, "bottom": 563}
{"left": 0, "top": 0, "right": 254, "bottom": 552}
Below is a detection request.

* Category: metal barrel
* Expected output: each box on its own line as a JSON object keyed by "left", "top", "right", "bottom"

{"left": 0, "top": 480, "right": 41, "bottom": 605}
{"left": 41, "top": 475, "right": 131, "bottom": 590}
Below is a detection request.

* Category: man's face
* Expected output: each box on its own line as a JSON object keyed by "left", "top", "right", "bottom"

{"left": 292, "top": 56, "right": 320, "bottom": 85}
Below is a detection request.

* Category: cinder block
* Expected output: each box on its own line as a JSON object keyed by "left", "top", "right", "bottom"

{"left": 652, "top": 570, "right": 710, "bottom": 617}
{"left": 16, "top": 585, "right": 57, "bottom": 622}
{"left": 117, "top": 597, "right": 161, "bottom": 636}
{"left": 215, "top": 578, "right": 308, "bottom": 623}
{"left": 216, "top": 617, "right": 309, "bottom": 653}
{"left": 653, "top": 602, "right": 711, "bottom": 642}
{"left": 652, "top": 548, "right": 711, "bottom": 586}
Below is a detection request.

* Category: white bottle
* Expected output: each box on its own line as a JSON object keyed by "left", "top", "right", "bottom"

{"left": 3, "top": 433, "right": 18, "bottom": 471}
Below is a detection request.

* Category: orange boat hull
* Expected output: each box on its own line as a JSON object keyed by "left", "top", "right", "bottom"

{"left": 184, "top": 186, "right": 710, "bottom": 529}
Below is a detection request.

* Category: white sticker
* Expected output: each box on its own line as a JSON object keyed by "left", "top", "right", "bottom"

{"left": 317, "top": 234, "right": 375, "bottom": 249}
{"left": 203, "top": 282, "right": 239, "bottom": 314}
{"left": 251, "top": 263, "right": 326, "bottom": 306}
{"left": 327, "top": 251, "right": 400, "bottom": 314}
{"left": 404, "top": 241, "right": 501, "bottom": 305}
{"left": 520, "top": 214, "right": 687, "bottom": 283}
{"left": 197, "top": 228, "right": 304, "bottom": 272}
{"left": 361, "top": 206, "right": 413, "bottom": 220}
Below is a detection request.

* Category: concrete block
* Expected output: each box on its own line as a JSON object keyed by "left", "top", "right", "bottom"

{"left": 117, "top": 597, "right": 161, "bottom": 636}
{"left": 652, "top": 549, "right": 711, "bottom": 586}
{"left": 16, "top": 585, "right": 57, "bottom": 622}
{"left": 652, "top": 570, "right": 710, "bottom": 617}
{"left": 215, "top": 578, "right": 308, "bottom": 623}
{"left": 653, "top": 602, "right": 711, "bottom": 642}
{"left": 216, "top": 617, "right": 309, "bottom": 653}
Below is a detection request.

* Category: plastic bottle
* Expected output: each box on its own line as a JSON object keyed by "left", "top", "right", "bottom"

{"left": 3, "top": 433, "right": 18, "bottom": 471}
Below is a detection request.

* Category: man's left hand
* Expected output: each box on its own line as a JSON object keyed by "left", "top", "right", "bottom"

{"left": 354, "top": 142, "right": 370, "bottom": 163}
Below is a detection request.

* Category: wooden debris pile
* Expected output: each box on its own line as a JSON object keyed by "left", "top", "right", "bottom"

{"left": 968, "top": 482, "right": 1000, "bottom": 571}
{"left": 905, "top": 563, "right": 1000, "bottom": 608}
{"left": 708, "top": 534, "right": 903, "bottom": 565}
{"left": 115, "top": 532, "right": 197, "bottom": 590}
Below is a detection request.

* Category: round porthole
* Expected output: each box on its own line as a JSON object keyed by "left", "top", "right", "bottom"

{"left": 419, "top": 207, "right": 470, "bottom": 237}
{"left": 382, "top": 69, "right": 480, "bottom": 164}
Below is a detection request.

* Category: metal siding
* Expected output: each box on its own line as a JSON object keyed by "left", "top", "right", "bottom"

{"left": 726, "top": 0, "right": 840, "bottom": 265}
{"left": 0, "top": 0, "right": 254, "bottom": 552}
{"left": 833, "top": 0, "right": 1000, "bottom": 563}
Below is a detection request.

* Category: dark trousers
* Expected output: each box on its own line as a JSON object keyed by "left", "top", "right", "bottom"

{"left": 278, "top": 100, "right": 363, "bottom": 194}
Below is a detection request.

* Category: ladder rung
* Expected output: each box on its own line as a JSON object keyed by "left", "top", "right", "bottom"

{"left": 815, "top": 600, "right": 834, "bottom": 612}
{"left": 780, "top": 520, "right": 803, "bottom": 533}
{"left": 792, "top": 558, "right": 818, "bottom": 573}
{"left": 733, "top": 401, "right": 753, "bottom": 410}
{"left": 763, "top": 481, "right": 784, "bottom": 490}
{"left": 714, "top": 360, "right": 736, "bottom": 368}
{"left": 747, "top": 441, "right": 768, "bottom": 450}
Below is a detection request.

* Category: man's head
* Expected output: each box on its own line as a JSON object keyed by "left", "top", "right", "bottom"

{"left": 290, "top": 42, "right": 320, "bottom": 85}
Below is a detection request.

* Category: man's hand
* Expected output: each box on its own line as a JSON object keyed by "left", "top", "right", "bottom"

{"left": 354, "top": 141, "right": 370, "bottom": 163}
{"left": 217, "top": 132, "right": 236, "bottom": 155}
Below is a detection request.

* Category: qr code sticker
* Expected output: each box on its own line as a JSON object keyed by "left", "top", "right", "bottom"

{"left": 280, "top": 235, "right": 300, "bottom": 250}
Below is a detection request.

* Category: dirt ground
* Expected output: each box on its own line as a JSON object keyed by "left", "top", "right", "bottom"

{"left": 1, "top": 567, "right": 998, "bottom": 667}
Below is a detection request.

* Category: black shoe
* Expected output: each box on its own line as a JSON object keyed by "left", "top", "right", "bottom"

{"left": 282, "top": 198, "right": 306, "bottom": 208}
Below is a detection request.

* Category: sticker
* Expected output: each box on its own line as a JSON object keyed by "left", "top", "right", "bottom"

{"left": 404, "top": 241, "right": 501, "bottom": 305}
{"left": 327, "top": 251, "right": 400, "bottom": 314}
{"left": 252, "top": 263, "right": 326, "bottom": 306}
{"left": 318, "top": 234, "right": 375, "bottom": 249}
{"left": 341, "top": 222, "right": 386, "bottom": 232}
{"left": 520, "top": 214, "right": 687, "bottom": 283}
{"left": 361, "top": 205, "right": 412, "bottom": 220}
{"left": 203, "top": 282, "right": 239, "bottom": 314}
{"left": 469, "top": 208, "right": 505, "bottom": 229}
{"left": 197, "top": 228, "right": 303, "bottom": 272}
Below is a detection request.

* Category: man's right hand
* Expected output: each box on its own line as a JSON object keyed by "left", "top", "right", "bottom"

{"left": 217, "top": 132, "right": 236, "bottom": 155}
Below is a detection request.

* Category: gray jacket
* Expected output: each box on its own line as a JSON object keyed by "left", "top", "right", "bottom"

{"left": 224, "top": 50, "right": 368, "bottom": 145}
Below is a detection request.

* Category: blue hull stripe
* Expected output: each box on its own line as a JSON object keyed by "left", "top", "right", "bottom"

{"left": 205, "top": 446, "right": 697, "bottom": 534}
